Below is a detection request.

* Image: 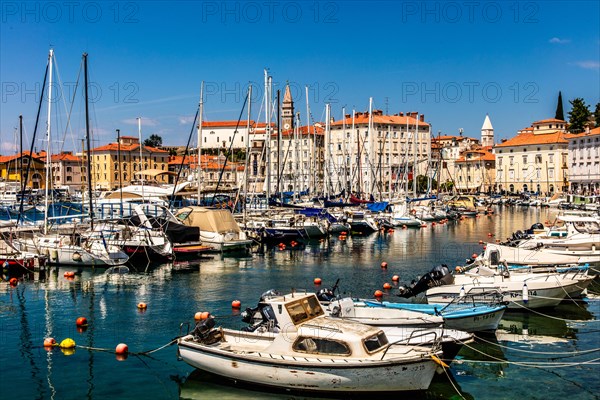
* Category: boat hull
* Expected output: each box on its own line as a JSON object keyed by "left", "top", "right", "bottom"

{"left": 178, "top": 339, "right": 438, "bottom": 393}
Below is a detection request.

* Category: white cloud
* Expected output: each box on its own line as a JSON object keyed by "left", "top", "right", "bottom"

{"left": 178, "top": 115, "right": 196, "bottom": 125}
{"left": 570, "top": 61, "right": 600, "bottom": 70}
{"left": 1, "top": 142, "right": 17, "bottom": 152}
{"left": 122, "top": 118, "right": 158, "bottom": 126}
{"left": 549, "top": 37, "right": 570, "bottom": 44}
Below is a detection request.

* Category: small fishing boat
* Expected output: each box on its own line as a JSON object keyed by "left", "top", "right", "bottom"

{"left": 177, "top": 292, "right": 444, "bottom": 393}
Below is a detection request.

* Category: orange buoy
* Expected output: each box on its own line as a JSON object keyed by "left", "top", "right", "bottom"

{"left": 383, "top": 283, "right": 392, "bottom": 290}
{"left": 496, "top": 239, "right": 501, "bottom": 243}
{"left": 314, "top": 277, "right": 322, "bottom": 285}
{"left": 387, "top": 228, "right": 394, "bottom": 233}
{"left": 392, "top": 275, "right": 400, "bottom": 281}
{"left": 402, "top": 225, "right": 407, "bottom": 229}
{"left": 9, "top": 277, "right": 17, "bottom": 286}
{"left": 478, "top": 240, "right": 484, "bottom": 244}
{"left": 115, "top": 343, "right": 129, "bottom": 355}
{"left": 194, "top": 312, "right": 203, "bottom": 321}
{"left": 374, "top": 290, "right": 383, "bottom": 298}
{"left": 64, "top": 271, "right": 75, "bottom": 278}
{"left": 76, "top": 317, "right": 88, "bottom": 327}
{"left": 487, "top": 232, "right": 493, "bottom": 237}
{"left": 231, "top": 300, "right": 241, "bottom": 309}
{"left": 471, "top": 253, "right": 478, "bottom": 259}
{"left": 339, "top": 235, "right": 346, "bottom": 240}
{"left": 279, "top": 244, "right": 286, "bottom": 250}
{"left": 380, "top": 262, "right": 388, "bottom": 269}
{"left": 137, "top": 302, "right": 147, "bottom": 310}
{"left": 44, "top": 337, "right": 57, "bottom": 347}
{"left": 455, "top": 266, "right": 462, "bottom": 272}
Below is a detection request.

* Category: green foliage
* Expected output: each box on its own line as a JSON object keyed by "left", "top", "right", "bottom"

{"left": 594, "top": 103, "right": 600, "bottom": 126}
{"left": 143, "top": 134, "right": 163, "bottom": 148}
{"left": 568, "top": 98, "right": 591, "bottom": 133}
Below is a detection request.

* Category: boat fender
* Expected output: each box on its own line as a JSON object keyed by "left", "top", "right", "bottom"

{"left": 522, "top": 283, "right": 529, "bottom": 304}
{"left": 72, "top": 252, "right": 82, "bottom": 262}
{"left": 50, "top": 249, "right": 58, "bottom": 261}
{"left": 459, "top": 286, "right": 465, "bottom": 297}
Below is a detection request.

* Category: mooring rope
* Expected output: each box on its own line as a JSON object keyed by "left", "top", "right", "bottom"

{"left": 508, "top": 300, "right": 600, "bottom": 322}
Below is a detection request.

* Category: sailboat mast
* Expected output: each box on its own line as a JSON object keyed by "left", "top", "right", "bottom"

{"left": 265, "top": 73, "right": 271, "bottom": 200}
{"left": 43, "top": 49, "right": 54, "bottom": 235}
{"left": 19, "top": 115, "right": 24, "bottom": 193}
{"left": 243, "top": 84, "right": 252, "bottom": 222}
{"left": 137, "top": 117, "right": 144, "bottom": 198}
{"left": 276, "top": 89, "right": 281, "bottom": 198}
{"left": 197, "top": 82, "right": 204, "bottom": 202}
{"left": 117, "top": 129, "right": 123, "bottom": 216}
{"left": 325, "top": 103, "right": 330, "bottom": 198}
{"left": 413, "top": 114, "right": 417, "bottom": 198}
{"left": 83, "top": 53, "right": 94, "bottom": 230}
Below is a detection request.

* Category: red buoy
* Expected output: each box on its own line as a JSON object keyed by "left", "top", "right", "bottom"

{"left": 383, "top": 283, "right": 392, "bottom": 290}
{"left": 314, "top": 277, "right": 322, "bottom": 285}
{"left": 115, "top": 343, "right": 129, "bottom": 355}
{"left": 137, "top": 302, "right": 147, "bottom": 310}
{"left": 380, "top": 262, "right": 388, "bottom": 269}
{"left": 374, "top": 290, "right": 383, "bottom": 298}
{"left": 9, "top": 277, "right": 17, "bottom": 286}
{"left": 44, "top": 337, "right": 56, "bottom": 347}
{"left": 231, "top": 300, "right": 241, "bottom": 309}
{"left": 392, "top": 275, "right": 400, "bottom": 281}
{"left": 471, "top": 253, "right": 478, "bottom": 259}
{"left": 487, "top": 232, "right": 494, "bottom": 237}
{"left": 478, "top": 240, "right": 484, "bottom": 244}
{"left": 76, "top": 317, "right": 88, "bottom": 327}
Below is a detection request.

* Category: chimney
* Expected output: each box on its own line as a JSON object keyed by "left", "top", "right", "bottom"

{"left": 419, "top": 114, "right": 425, "bottom": 122}
{"left": 398, "top": 112, "right": 404, "bottom": 117}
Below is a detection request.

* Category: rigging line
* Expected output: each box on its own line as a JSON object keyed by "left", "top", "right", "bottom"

{"left": 474, "top": 334, "right": 600, "bottom": 356}
{"left": 170, "top": 108, "right": 199, "bottom": 208}
{"left": 18, "top": 55, "right": 49, "bottom": 225}
{"left": 212, "top": 91, "right": 249, "bottom": 202}
{"left": 508, "top": 299, "right": 600, "bottom": 322}
{"left": 53, "top": 53, "right": 78, "bottom": 154}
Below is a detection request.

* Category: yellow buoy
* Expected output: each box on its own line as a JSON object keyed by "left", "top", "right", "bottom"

{"left": 60, "top": 338, "right": 76, "bottom": 349}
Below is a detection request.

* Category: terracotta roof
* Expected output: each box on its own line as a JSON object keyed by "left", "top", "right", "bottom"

{"left": 532, "top": 118, "right": 566, "bottom": 124}
{"left": 330, "top": 114, "right": 429, "bottom": 127}
{"left": 51, "top": 153, "right": 81, "bottom": 162}
{"left": 565, "top": 127, "right": 600, "bottom": 139}
{"left": 202, "top": 120, "right": 256, "bottom": 128}
{"left": 120, "top": 135, "right": 138, "bottom": 140}
{"left": 168, "top": 154, "right": 242, "bottom": 171}
{"left": 92, "top": 143, "right": 167, "bottom": 153}
{"left": 432, "top": 135, "right": 477, "bottom": 142}
{"left": 455, "top": 149, "right": 495, "bottom": 163}
{"left": 279, "top": 125, "right": 325, "bottom": 137}
{"left": 0, "top": 151, "right": 44, "bottom": 163}
{"left": 494, "top": 131, "right": 568, "bottom": 148}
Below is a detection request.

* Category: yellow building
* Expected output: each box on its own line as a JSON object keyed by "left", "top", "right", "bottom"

{"left": 0, "top": 151, "right": 47, "bottom": 189}
{"left": 91, "top": 136, "right": 169, "bottom": 190}
{"left": 494, "top": 118, "right": 569, "bottom": 194}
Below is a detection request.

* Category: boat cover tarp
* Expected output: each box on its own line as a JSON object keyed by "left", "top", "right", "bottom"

{"left": 176, "top": 206, "right": 241, "bottom": 234}
{"left": 366, "top": 202, "right": 389, "bottom": 213}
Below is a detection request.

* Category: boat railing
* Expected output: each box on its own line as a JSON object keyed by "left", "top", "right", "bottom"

{"left": 379, "top": 330, "right": 440, "bottom": 360}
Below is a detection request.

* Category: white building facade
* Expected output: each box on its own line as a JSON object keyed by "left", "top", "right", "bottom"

{"left": 566, "top": 127, "right": 600, "bottom": 194}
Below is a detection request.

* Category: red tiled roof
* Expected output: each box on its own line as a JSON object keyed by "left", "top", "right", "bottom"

{"left": 432, "top": 135, "right": 477, "bottom": 142}
{"left": 494, "top": 131, "right": 568, "bottom": 148}
{"left": 565, "top": 126, "right": 600, "bottom": 139}
{"left": 279, "top": 125, "right": 325, "bottom": 137}
{"left": 532, "top": 118, "right": 566, "bottom": 124}
{"left": 51, "top": 153, "right": 81, "bottom": 162}
{"left": 92, "top": 143, "right": 167, "bottom": 153}
{"left": 203, "top": 120, "right": 256, "bottom": 128}
{"left": 330, "top": 115, "right": 429, "bottom": 127}
{"left": 0, "top": 151, "right": 44, "bottom": 163}
{"left": 455, "top": 149, "right": 495, "bottom": 163}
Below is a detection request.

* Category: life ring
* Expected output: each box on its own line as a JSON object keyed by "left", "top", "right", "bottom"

{"left": 410, "top": 209, "right": 417, "bottom": 215}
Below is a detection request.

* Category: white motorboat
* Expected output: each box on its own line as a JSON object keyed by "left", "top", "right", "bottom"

{"left": 177, "top": 292, "right": 443, "bottom": 393}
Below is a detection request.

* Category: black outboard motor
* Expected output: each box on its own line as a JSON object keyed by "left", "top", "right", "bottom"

{"left": 191, "top": 316, "right": 216, "bottom": 340}
{"left": 398, "top": 264, "right": 454, "bottom": 298}
{"left": 316, "top": 279, "right": 340, "bottom": 302}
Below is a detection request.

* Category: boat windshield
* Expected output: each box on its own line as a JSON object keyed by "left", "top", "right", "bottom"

{"left": 573, "top": 221, "right": 600, "bottom": 234}
{"left": 293, "top": 337, "right": 351, "bottom": 356}
{"left": 363, "top": 331, "right": 388, "bottom": 353}
{"left": 285, "top": 295, "right": 324, "bottom": 325}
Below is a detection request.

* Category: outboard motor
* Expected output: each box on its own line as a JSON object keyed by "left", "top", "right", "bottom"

{"left": 191, "top": 317, "right": 216, "bottom": 341}
{"left": 316, "top": 278, "right": 340, "bottom": 302}
{"left": 398, "top": 264, "right": 454, "bottom": 298}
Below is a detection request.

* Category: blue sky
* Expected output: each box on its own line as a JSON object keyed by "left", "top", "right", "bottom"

{"left": 1, "top": 1, "right": 599, "bottom": 152}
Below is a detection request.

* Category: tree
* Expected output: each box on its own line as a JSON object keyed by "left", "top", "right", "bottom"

{"left": 567, "top": 98, "right": 591, "bottom": 133}
{"left": 594, "top": 102, "right": 600, "bottom": 126}
{"left": 555, "top": 91, "right": 564, "bottom": 120}
{"left": 143, "top": 134, "right": 163, "bottom": 148}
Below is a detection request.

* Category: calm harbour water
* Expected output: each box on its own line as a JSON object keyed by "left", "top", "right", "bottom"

{"left": 1, "top": 207, "right": 599, "bottom": 400}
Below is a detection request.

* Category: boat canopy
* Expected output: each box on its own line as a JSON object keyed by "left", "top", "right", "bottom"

{"left": 176, "top": 206, "right": 241, "bottom": 234}
{"left": 134, "top": 169, "right": 177, "bottom": 177}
